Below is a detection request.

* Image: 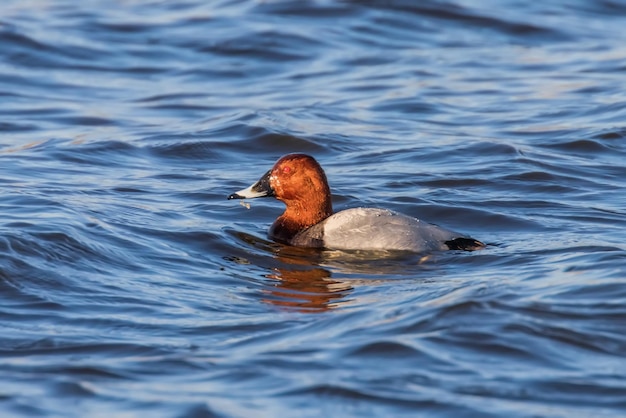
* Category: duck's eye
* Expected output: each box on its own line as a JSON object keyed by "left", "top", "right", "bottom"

{"left": 282, "top": 166, "right": 292, "bottom": 174}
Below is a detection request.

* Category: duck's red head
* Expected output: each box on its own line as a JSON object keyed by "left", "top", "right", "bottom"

{"left": 228, "top": 154, "right": 333, "bottom": 243}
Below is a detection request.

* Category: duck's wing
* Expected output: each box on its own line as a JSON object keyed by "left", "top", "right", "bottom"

{"left": 302, "top": 208, "right": 461, "bottom": 252}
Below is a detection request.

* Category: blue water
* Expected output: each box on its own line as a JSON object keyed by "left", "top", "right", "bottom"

{"left": 1, "top": 1, "right": 626, "bottom": 417}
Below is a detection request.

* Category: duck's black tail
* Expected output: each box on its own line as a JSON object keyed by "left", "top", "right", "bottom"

{"left": 445, "top": 237, "right": 485, "bottom": 251}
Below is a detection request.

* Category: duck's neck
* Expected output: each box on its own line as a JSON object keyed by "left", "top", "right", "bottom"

{"left": 270, "top": 199, "right": 332, "bottom": 244}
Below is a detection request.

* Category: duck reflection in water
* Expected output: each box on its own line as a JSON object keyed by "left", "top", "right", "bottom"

{"left": 226, "top": 231, "right": 353, "bottom": 312}
{"left": 263, "top": 265, "right": 353, "bottom": 312}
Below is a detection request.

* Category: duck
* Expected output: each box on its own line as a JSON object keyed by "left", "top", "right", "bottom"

{"left": 228, "top": 153, "right": 484, "bottom": 252}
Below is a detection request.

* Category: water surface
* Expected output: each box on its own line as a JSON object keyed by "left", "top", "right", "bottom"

{"left": 1, "top": 1, "right": 626, "bottom": 417}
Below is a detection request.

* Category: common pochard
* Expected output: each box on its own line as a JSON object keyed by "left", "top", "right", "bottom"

{"left": 228, "top": 153, "right": 484, "bottom": 252}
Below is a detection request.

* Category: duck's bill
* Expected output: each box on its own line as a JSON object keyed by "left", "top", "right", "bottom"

{"left": 228, "top": 170, "right": 274, "bottom": 200}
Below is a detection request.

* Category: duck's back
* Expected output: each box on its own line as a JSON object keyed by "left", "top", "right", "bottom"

{"left": 291, "top": 208, "right": 462, "bottom": 252}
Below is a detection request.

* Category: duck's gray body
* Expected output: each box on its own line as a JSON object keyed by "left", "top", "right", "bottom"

{"left": 291, "top": 208, "right": 462, "bottom": 252}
